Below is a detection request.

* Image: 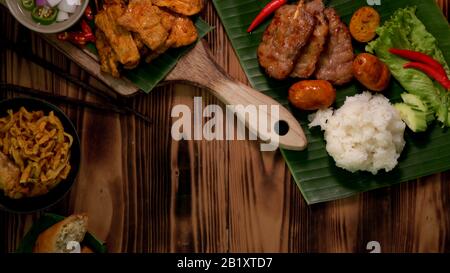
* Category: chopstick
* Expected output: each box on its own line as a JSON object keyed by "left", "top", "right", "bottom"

{"left": 0, "top": 83, "right": 127, "bottom": 115}
{"left": 0, "top": 41, "right": 118, "bottom": 104}
{"left": 0, "top": 41, "right": 152, "bottom": 124}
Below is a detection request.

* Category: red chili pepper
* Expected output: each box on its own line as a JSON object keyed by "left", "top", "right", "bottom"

{"left": 85, "top": 32, "right": 96, "bottom": 42}
{"left": 84, "top": 5, "right": 94, "bottom": 21}
{"left": 58, "top": 31, "right": 95, "bottom": 46}
{"left": 70, "top": 32, "right": 89, "bottom": 45}
{"left": 404, "top": 62, "right": 450, "bottom": 90}
{"left": 389, "top": 48, "right": 447, "bottom": 77}
{"left": 81, "top": 20, "right": 93, "bottom": 35}
{"left": 80, "top": 20, "right": 96, "bottom": 42}
{"left": 247, "top": 0, "right": 287, "bottom": 33}
{"left": 57, "top": 18, "right": 96, "bottom": 46}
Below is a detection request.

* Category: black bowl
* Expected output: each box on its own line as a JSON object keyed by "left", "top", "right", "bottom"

{"left": 0, "top": 97, "right": 81, "bottom": 213}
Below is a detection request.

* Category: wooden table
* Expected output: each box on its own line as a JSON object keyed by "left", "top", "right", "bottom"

{"left": 1, "top": 1, "right": 449, "bottom": 253}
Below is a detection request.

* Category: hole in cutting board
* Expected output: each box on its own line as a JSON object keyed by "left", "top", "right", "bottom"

{"left": 274, "top": 120, "right": 289, "bottom": 136}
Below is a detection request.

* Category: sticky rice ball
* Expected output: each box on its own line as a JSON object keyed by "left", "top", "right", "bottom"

{"left": 309, "top": 92, "right": 406, "bottom": 174}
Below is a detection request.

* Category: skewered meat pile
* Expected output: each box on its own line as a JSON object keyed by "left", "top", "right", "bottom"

{"left": 258, "top": 0, "right": 354, "bottom": 85}
{"left": 95, "top": 0, "right": 203, "bottom": 78}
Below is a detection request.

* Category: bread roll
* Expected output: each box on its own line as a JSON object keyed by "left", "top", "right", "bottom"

{"left": 33, "top": 214, "right": 88, "bottom": 253}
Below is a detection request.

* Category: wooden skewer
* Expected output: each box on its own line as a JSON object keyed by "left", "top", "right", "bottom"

{"left": 293, "top": 0, "right": 305, "bottom": 20}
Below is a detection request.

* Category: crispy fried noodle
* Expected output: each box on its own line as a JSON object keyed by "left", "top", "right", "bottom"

{"left": 0, "top": 107, "right": 73, "bottom": 199}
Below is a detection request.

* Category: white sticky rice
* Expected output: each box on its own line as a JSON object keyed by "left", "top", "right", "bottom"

{"left": 309, "top": 92, "right": 406, "bottom": 174}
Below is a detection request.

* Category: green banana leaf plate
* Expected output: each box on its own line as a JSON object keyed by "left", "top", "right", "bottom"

{"left": 16, "top": 213, "right": 107, "bottom": 253}
{"left": 212, "top": 0, "right": 450, "bottom": 204}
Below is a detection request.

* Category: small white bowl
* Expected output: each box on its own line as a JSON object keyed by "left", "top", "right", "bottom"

{"left": 6, "top": 0, "right": 89, "bottom": 34}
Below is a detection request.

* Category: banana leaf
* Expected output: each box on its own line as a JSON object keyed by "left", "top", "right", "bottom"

{"left": 16, "top": 213, "right": 107, "bottom": 253}
{"left": 212, "top": 0, "right": 450, "bottom": 204}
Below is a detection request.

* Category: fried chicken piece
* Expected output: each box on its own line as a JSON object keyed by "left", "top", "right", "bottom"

{"left": 257, "top": 3, "right": 315, "bottom": 80}
{"left": 0, "top": 152, "right": 21, "bottom": 199}
{"left": 145, "top": 15, "right": 198, "bottom": 63}
{"left": 133, "top": 33, "right": 150, "bottom": 56}
{"left": 169, "top": 16, "right": 198, "bottom": 48}
{"left": 117, "top": 0, "right": 174, "bottom": 51}
{"left": 95, "top": 4, "right": 140, "bottom": 68}
{"left": 315, "top": 8, "right": 354, "bottom": 85}
{"left": 95, "top": 29, "right": 121, "bottom": 78}
{"left": 152, "top": 0, "right": 204, "bottom": 16}
{"left": 291, "top": 0, "right": 328, "bottom": 78}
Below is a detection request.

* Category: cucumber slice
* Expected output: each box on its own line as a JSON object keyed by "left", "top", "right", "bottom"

{"left": 400, "top": 93, "right": 434, "bottom": 123}
{"left": 395, "top": 103, "right": 428, "bottom": 132}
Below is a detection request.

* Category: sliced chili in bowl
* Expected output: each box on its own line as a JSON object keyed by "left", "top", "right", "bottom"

{"left": 21, "top": 0, "right": 35, "bottom": 11}
{"left": 31, "top": 6, "right": 58, "bottom": 25}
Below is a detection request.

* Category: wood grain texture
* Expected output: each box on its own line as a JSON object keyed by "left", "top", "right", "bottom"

{"left": 1, "top": 1, "right": 450, "bottom": 253}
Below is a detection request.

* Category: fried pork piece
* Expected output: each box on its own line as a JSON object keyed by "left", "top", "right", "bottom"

{"left": 152, "top": 0, "right": 204, "bottom": 16}
{"left": 146, "top": 15, "right": 198, "bottom": 63}
{"left": 315, "top": 8, "right": 354, "bottom": 85}
{"left": 95, "top": 4, "right": 140, "bottom": 68}
{"left": 133, "top": 33, "right": 150, "bottom": 56}
{"left": 291, "top": 0, "right": 328, "bottom": 78}
{"left": 169, "top": 16, "right": 198, "bottom": 48}
{"left": 257, "top": 4, "right": 315, "bottom": 80}
{"left": 95, "top": 29, "right": 121, "bottom": 78}
{"left": 0, "top": 152, "right": 21, "bottom": 199}
{"left": 117, "top": 0, "right": 174, "bottom": 51}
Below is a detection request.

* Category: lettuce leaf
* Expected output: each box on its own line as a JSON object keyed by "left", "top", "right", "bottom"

{"left": 366, "top": 6, "right": 450, "bottom": 126}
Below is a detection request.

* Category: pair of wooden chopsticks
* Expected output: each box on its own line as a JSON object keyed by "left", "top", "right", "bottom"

{"left": 0, "top": 83, "right": 127, "bottom": 115}
{"left": 0, "top": 41, "right": 152, "bottom": 125}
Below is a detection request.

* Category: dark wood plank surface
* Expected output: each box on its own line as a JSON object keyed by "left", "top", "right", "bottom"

{"left": 0, "top": 1, "right": 449, "bottom": 253}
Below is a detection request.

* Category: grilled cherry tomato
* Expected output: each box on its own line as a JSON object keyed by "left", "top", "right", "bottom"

{"left": 21, "top": 0, "right": 35, "bottom": 11}
{"left": 31, "top": 6, "right": 58, "bottom": 25}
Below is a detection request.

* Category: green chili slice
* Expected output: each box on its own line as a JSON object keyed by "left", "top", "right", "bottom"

{"left": 21, "top": 0, "right": 35, "bottom": 11}
{"left": 31, "top": 6, "right": 58, "bottom": 25}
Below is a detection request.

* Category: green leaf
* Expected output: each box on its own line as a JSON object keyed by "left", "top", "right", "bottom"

{"left": 367, "top": 6, "right": 450, "bottom": 127}
{"left": 213, "top": 0, "right": 450, "bottom": 204}
{"left": 16, "top": 213, "right": 107, "bottom": 253}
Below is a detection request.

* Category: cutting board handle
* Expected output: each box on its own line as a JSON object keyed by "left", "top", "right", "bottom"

{"left": 167, "top": 41, "right": 307, "bottom": 151}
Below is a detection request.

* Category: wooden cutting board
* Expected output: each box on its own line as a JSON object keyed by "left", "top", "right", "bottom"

{"left": 39, "top": 34, "right": 308, "bottom": 151}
